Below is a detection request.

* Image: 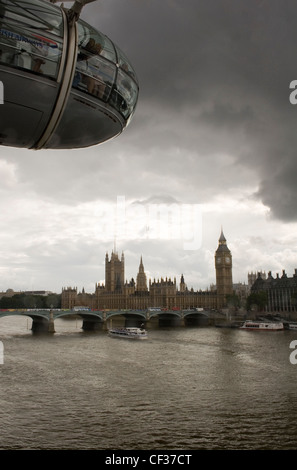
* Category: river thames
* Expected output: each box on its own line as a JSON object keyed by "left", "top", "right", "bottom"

{"left": 0, "top": 315, "right": 297, "bottom": 450}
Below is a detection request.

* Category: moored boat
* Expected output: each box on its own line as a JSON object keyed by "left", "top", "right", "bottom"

{"left": 240, "top": 321, "right": 284, "bottom": 331}
{"left": 108, "top": 327, "right": 148, "bottom": 339}
{"left": 288, "top": 323, "right": 297, "bottom": 330}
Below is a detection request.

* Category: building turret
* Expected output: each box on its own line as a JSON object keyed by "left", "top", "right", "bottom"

{"left": 105, "top": 250, "right": 125, "bottom": 292}
{"left": 136, "top": 256, "right": 148, "bottom": 292}
{"left": 180, "top": 274, "right": 186, "bottom": 292}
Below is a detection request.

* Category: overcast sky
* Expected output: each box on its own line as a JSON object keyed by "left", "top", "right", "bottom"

{"left": 1, "top": 0, "right": 297, "bottom": 294}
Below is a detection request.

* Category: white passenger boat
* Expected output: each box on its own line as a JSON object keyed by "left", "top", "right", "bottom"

{"left": 108, "top": 327, "right": 148, "bottom": 339}
{"left": 288, "top": 323, "right": 297, "bottom": 330}
{"left": 240, "top": 321, "right": 284, "bottom": 331}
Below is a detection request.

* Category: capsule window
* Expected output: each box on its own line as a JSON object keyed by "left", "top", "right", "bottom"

{"left": 74, "top": 21, "right": 118, "bottom": 101}
{"left": 73, "top": 18, "right": 139, "bottom": 120}
{"left": 77, "top": 20, "right": 116, "bottom": 64}
{"left": 111, "top": 68, "right": 138, "bottom": 119}
{"left": 73, "top": 51, "right": 116, "bottom": 101}
{"left": 0, "top": 0, "right": 63, "bottom": 79}
{"left": 115, "top": 44, "right": 138, "bottom": 83}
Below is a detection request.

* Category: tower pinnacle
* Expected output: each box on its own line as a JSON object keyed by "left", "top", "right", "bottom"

{"left": 219, "top": 227, "right": 226, "bottom": 244}
{"left": 136, "top": 256, "right": 148, "bottom": 292}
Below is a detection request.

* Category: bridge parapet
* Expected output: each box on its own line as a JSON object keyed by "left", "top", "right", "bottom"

{"left": 0, "top": 307, "right": 210, "bottom": 332}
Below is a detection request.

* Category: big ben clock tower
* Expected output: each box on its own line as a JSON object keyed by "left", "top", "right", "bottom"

{"left": 215, "top": 229, "right": 233, "bottom": 308}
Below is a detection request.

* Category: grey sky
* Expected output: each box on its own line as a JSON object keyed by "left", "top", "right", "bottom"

{"left": 0, "top": 0, "right": 297, "bottom": 294}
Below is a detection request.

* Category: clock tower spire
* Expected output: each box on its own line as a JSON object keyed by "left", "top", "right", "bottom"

{"left": 136, "top": 256, "right": 148, "bottom": 292}
{"left": 215, "top": 228, "right": 233, "bottom": 308}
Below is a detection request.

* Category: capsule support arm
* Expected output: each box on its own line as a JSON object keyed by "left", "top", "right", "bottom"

{"left": 67, "top": 0, "right": 97, "bottom": 23}
{"left": 49, "top": 0, "right": 98, "bottom": 23}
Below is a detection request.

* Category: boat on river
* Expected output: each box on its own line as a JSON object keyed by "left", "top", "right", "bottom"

{"left": 288, "top": 323, "right": 297, "bottom": 330}
{"left": 240, "top": 321, "right": 284, "bottom": 331}
{"left": 108, "top": 327, "right": 148, "bottom": 340}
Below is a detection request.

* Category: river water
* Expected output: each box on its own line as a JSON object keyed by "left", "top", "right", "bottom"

{"left": 0, "top": 315, "right": 297, "bottom": 450}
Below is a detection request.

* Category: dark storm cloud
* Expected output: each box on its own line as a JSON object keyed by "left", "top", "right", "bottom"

{"left": 3, "top": 0, "right": 296, "bottom": 219}
{"left": 82, "top": 0, "right": 297, "bottom": 221}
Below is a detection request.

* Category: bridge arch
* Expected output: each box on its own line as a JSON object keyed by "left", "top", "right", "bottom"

{"left": 182, "top": 309, "right": 209, "bottom": 326}
{"left": 0, "top": 310, "right": 50, "bottom": 321}
{"left": 148, "top": 310, "right": 183, "bottom": 327}
{"left": 106, "top": 310, "right": 147, "bottom": 328}
{"left": 54, "top": 310, "right": 104, "bottom": 321}
{"left": 0, "top": 310, "right": 53, "bottom": 332}
{"left": 182, "top": 309, "right": 209, "bottom": 318}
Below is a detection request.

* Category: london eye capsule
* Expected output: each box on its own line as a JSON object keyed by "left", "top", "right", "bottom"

{"left": 0, "top": 0, "right": 139, "bottom": 149}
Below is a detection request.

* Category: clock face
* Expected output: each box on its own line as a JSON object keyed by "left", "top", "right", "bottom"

{"left": 217, "top": 257, "right": 221, "bottom": 264}
{"left": 225, "top": 256, "right": 230, "bottom": 263}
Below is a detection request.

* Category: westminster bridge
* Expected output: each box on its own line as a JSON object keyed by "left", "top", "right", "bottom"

{"left": 0, "top": 307, "right": 214, "bottom": 332}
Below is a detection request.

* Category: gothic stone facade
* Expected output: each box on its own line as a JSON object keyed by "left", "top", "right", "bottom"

{"left": 61, "top": 231, "right": 233, "bottom": 310}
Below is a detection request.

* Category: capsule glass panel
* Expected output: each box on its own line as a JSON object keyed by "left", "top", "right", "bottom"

{"left": 112, "top": 67, "right": 138, "bottom": 119}
{"left": 0, "top": 0, "right": 64, "bottom": 79}
{"left": 114, "top": 45, "right": 138, "bottom": 120}
{"left": 73, "top": 21, "right": 117, "bottom": 102}
{"left": 77, "top": 20, "right": 116, "bottom": 63}
{"left": 115, "top": 44, "right": 138, "bottom": 83}
{"left": 73, "top": 19, "right": 139, "bottom": 122}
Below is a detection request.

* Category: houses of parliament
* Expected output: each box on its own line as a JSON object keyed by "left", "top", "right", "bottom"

{"left": 61, "top": 230, "right": 234, "bottom": 311}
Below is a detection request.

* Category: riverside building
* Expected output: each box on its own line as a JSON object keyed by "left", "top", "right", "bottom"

{"left": 251, "top": 270, "right": 297, "bottom": 313}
